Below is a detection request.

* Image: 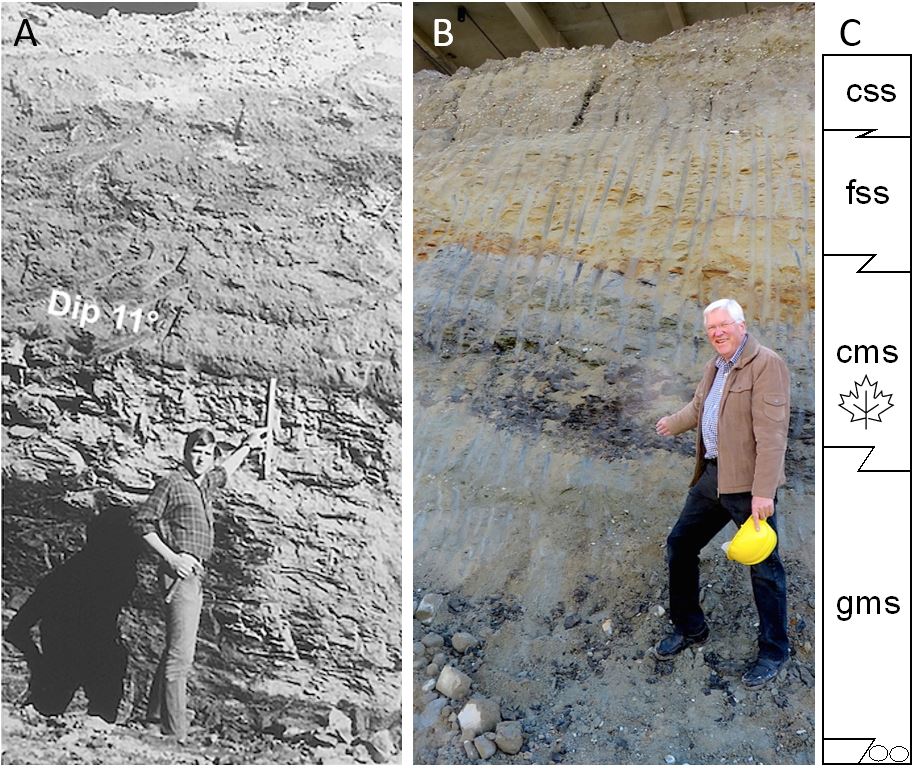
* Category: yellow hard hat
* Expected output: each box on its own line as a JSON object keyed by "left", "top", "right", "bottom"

{"left": 722, "top": 516, "right": 777, "bottom": 565}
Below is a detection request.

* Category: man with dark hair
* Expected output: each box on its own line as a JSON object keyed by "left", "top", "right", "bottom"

{"left": 132, "top": 426, "right": 266, "bottom": 743}
{"left": 654, "top": 298, "right": 791, "bottom": 688}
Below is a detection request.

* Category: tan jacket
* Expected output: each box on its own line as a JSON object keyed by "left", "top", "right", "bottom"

{"left": 665, "top": 334, "right": 790, "bottom": 498}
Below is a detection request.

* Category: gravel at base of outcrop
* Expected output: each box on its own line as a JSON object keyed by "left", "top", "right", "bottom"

{"left": 412, "top": 586, "right": 814, "bottom": 765}
{"left": 1, "top": 701, "right": 402, "bottom": 765}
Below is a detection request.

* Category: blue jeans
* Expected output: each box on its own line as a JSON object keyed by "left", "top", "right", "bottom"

{"left": 146, "top": 570, "right": 203, "bottom": 739}
{"left": 666, "top": 462, "right": 789, "bottom": 662}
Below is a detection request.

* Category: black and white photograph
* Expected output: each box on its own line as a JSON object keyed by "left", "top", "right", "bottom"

{"left": 413, "top": 3, "right": 815, "bottom": 764}
{"left": 1, "top": 1, "right": 401, "bottom": 763}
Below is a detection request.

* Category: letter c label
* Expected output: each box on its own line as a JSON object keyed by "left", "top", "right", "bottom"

{"left": 841, "top": 19, "right": 860, "bottom": 46}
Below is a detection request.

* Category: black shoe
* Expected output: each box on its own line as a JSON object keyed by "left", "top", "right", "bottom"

{"left": 653, "top": 625, "right": 709, "bottom": 660}
{"left": 741, "top": 657, "right": 788, "bottom": 689}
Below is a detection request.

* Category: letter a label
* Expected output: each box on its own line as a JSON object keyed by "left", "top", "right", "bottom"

{"left": 14, "top": 19, "right": 39, "bottom": 46}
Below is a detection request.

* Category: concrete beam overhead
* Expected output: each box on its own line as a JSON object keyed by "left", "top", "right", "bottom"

{"left": 665, "top": 2, "right": 687, "bottom": 30}
{"left": 506, "top": 2, "right": 568, "bottom": 50}
{"left": 413, "top": 24, "right": 457, "bottom": 75}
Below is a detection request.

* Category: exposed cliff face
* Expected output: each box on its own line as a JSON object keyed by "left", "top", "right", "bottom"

{"left": 414, "top": 5, "right": 814, "bottom": 764}
{"left": 2, "top": 2, "right": 400, "bottom": 762}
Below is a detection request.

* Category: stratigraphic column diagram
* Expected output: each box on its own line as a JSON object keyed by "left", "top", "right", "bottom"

{"left": 823, "top": 53, "right": 912, "bottom": 764}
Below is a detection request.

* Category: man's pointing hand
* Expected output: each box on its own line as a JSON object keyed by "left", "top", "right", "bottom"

{"left": 245, "top": 427, "right": 269, "bottom": 450}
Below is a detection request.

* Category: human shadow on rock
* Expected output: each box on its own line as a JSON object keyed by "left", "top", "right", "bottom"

{"left": 3, "top": 505, "right": 142, "bottom": 722}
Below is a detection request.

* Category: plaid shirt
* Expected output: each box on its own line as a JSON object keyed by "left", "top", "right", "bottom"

{"left": 701, "top": 333, "right": 749, "bottom": 459}
{"left": 133, "top": 465, "right": 227, "bottom": 562}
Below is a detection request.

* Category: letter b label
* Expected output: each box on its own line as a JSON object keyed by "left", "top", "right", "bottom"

{"left": 434, "top": 19, "right": 453, "bottom": 46}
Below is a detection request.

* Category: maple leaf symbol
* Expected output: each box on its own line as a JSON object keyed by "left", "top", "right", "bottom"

{"left": 838, "top": 376, "right": 894, "bottom": 429}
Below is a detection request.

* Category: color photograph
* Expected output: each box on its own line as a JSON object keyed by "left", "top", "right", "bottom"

{"left": 413, "top": 2, "right": 815, "bottom": 763}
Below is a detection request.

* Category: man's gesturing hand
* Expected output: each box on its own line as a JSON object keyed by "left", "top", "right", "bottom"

{"left": 751, "top": 496, "right": 774, "bottom": 531}
{"left": 655, "top": 417, "right": 673, "bottom": 437}
{"left": 169, "top": 552, "right": 199, "bottom": 579}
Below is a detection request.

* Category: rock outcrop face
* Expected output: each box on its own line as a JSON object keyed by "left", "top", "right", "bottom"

{"left": 2, "top": 3, "right": 400, "bottom": 762}
{"left": 414, "top": 5, "right": 813, "bottom": 764}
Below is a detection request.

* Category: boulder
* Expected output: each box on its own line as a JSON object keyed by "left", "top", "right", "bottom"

{"left": 434, "top": 665, "right": 472, "bottom": 700}
{"left": 8, "top": 426, "right": 37, "bottom": 439}
{"left": 415, "top": 593, "right": 445, "bottom": 623}
{"left": 365, "top": 729, "right": 396, "bottom": 762}
{"left": 451, "top": 631, "right": 479, "bottom": 653}
{"left": 474, "top": 735, "right": 497, "bottom": 759}
{"left": 7, "top": 435, "right": 87, "bottom": 485}
{"left": 325, "top": 706, "right": 353, "bottom": 743}
{"left": 458, "top": 697, "right": 501, "bottom": 738}
{"left": 9, "top": 392, "right": 60, "bottom": 428}
{"left": 495, "top": 720, "right": 524, "bottom": 755}
{"left": 420, "top": 632, "right": 444, "bottom": 648}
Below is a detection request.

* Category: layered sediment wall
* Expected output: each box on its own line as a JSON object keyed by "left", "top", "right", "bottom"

{"left": 413, "top": 5, "right": 814, "bottom": 764}
{"left": 2, "top": 3, "right": 401, "bottom": 762}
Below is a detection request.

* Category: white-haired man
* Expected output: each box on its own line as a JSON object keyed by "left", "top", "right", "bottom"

{"left": 654, "top": 298, "right": 791, "bottom": 687}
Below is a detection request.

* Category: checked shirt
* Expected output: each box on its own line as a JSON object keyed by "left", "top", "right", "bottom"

{"left": 701, "top": 333, "right": 749, "bottom": 459}
{"left": 133, "top": 465, "right": 227, "bottom": 562}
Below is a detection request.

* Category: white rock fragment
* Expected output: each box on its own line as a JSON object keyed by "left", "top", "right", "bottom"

{"left": 368, "top": 728, "right": 396, "bottom": 759}
{"left": 415, "top": 593, "right": 445, "bottom": 623}
{"left": 651, "top": 604, "right": 666, "bottom": 617}
{"left": 326, "top": 706, "right": 352, "bottom": 742}
{"left": 435, "top": 665, "right": 472, "bottom": 700}
{"left": 458, "top": 697, "right": 501, "bottom": 738}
